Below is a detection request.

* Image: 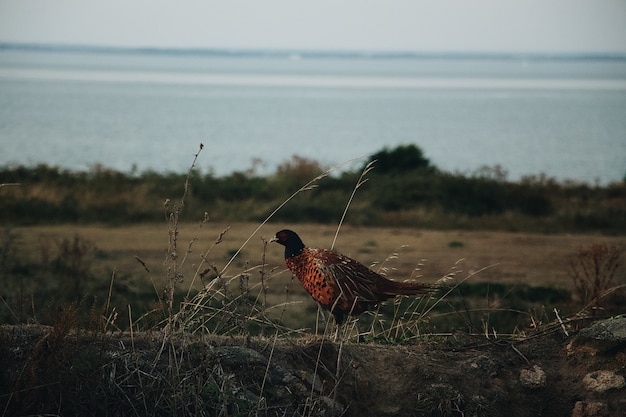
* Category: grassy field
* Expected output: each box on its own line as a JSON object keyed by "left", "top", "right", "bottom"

{"left": 4, "top": 221, "right": 625, "bottom": 335}
{"left": 12, "top": 221, "right": 625, "bottom": 286}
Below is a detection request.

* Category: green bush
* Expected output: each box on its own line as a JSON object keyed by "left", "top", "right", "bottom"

{"left": 367, "top": 144, "right": 435, "bottom": 175}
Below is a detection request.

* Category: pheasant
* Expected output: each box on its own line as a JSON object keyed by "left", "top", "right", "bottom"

{"left": 271, "top": 229, "right": 437, "bottom": 325}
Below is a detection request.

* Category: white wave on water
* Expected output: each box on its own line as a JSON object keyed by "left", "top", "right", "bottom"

{"left": 1, "top": 68, "right": 625, "bottom": 90}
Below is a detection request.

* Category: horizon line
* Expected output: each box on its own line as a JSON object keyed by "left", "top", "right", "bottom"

{"left": 2, "top": 41, "right": 626, "bottom": 61}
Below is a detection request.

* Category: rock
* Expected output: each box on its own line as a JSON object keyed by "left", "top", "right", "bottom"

{"left": 573, "top": 317, "right": 626, "bottom": 353}
{"left": 213, "top": 345, "right": 344, "bottom": 415}
{"left": 519, "top": 365, "right": 546, "bottom": 388}
{"left": 313, "top": 396, "right": 345, "bottom": 416}
{"left": 572, "top": 401, "right": 609, "bottom": 417}
{"left": 465, "top": 354, "right": 498, "bottom": 376}
{"left": 582, "top": 370, "right": 625, "bottom": 392}
{"left": 215, "top": 345, "right": 267, "bottom": 367}
{"left": 300, "top": 370, "right": 325, "bottom": 393}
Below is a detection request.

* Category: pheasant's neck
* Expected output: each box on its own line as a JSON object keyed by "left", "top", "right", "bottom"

{"left": 284, "top": 245, "right": 304, "bottom": 259}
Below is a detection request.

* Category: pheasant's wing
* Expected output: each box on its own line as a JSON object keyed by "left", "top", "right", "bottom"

{"left": 315, "top": 250, "right": 385, "bottom": 304}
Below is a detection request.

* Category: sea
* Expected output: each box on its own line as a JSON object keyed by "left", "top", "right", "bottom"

{"left": 1, "top": 45, "right": 625, "bottom": 185}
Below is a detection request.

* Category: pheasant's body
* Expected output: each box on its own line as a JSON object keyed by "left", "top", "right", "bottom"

{"left": 273, "top": 229, "right": 436, "bottom": 324}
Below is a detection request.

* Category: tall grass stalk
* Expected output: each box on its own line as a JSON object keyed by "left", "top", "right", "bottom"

{"left": 164, "top": 143, "right": 204, "bottom": 325}
{"left": 101, "top": 271, "right": 118, "bottom": 331}
{"left": 331, "top": 159, "right": 376, "bottom": 250}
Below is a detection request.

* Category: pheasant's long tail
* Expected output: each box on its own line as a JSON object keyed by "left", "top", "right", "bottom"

{"left": 383, "top": 281, "right": 438, "bottom": 296}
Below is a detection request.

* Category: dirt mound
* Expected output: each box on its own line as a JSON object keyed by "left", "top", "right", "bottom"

{"left": 1, "top": 319, "right": 625, "bottom": 416}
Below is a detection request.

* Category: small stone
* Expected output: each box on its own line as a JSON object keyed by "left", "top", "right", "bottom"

{"left": 582, "top": 370, "right": 625, "bottom": 392}
{"left": 519, "top": 365, "right": 546, "bottom": 388}
{"left": 574, "top": 318, "right": 626, "bottom": 353}
{"left": 314, "top": 396, "right": 345, "bottom": 416}
{"left": 571, "top": 401, "right": 609, "bottom": 417}
{"left": 301, "top": 371, "right": 324, "bottom": 393}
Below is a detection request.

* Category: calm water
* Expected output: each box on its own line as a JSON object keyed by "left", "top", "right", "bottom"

{"left": 1, "top": 47, "right": 625, "bottom": 184}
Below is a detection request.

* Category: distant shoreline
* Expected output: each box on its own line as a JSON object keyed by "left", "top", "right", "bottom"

{"left": 2, "top": 41, "right": 626, "bottom": 62}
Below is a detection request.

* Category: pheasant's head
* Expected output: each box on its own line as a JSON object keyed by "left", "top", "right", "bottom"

{"left": 271, "top": 229, "right": 305, "bottom": 258}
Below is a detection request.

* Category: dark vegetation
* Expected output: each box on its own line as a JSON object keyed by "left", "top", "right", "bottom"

{"left": 1, "top": 144, "right": 625, "bottom": 233}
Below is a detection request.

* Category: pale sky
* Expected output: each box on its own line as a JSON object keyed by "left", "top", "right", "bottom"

{"left": 1, "top": 0, "right": 625, "bottom": 53}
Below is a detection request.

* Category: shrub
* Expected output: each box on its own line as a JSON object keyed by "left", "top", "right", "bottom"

{"left": 569, "top": 243, "right": 623, "bottom": 312}
{"left": 367, "top": 143, "right": 435, "bottom": 175}
{"left": 437, "top": 174, "right": 507, "bottom": 215}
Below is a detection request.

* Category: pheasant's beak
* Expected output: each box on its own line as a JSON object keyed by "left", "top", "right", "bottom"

{"left": 269, "top": 235, "right": 278, "bottom": 243}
